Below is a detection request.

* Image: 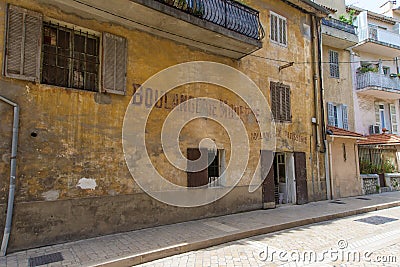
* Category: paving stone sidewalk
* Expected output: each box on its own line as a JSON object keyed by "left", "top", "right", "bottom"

{"left": 1, "top": 192, "right": 400, "bottom": 267}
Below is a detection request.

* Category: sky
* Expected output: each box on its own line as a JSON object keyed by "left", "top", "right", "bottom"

{"left": 345, "top": 0, "right": 397, "bottom": 13}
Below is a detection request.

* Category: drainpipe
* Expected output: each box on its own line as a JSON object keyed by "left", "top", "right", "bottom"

{"left": 0, "top": 95, "right": 19, "bottom": 256}
{"left": 311, "top": 15, "right": 322, "bottom": 197}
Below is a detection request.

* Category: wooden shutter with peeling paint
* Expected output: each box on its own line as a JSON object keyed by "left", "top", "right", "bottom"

{"left": 390, "top": 104, "right": 398, "bottom": 134}
{"left": 102, "top": 32, "right": 127, "bottom": 95}
{"left": 5, "top": 5, "right": 42, "bottom": 81}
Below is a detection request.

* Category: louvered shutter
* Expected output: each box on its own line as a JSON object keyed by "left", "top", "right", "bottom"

{"left": 102, "top": 32, "right": 127, "bottom": 95}
{"left": 390, "top": 104, "right": 398, "bottom": 134}
{"left": 270, "top": 82, "right": 277, "bottom": 121}
{"left": 329, "top": 50, "right": 339, "bottom": 78}
{"left": 284, "top": 85, "right": 291, "bottom": 121}
{"left": 341, "top": 104, "right": 348, "bottom": 130}
{"left": 375, "top": 102, "right": 381, "bottom": 126}
{"left": 327, "top": 102, "right": 335, "bottom": 126}
{"left": 270, "top": 14, "right": 277, "bottom": 42}
{"left": 279, "top": 17, "right": 287, "bottom": 45}
{"left": 5, "top": 5, "right": 42, "bottom": 81}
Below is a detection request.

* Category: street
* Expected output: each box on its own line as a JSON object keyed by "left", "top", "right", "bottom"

{"left": 140, "top": 206, "right": 400, "bottom": 267}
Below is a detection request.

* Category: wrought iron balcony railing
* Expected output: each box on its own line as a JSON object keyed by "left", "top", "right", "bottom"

{"left": 156, "top": 0, "right": 265, "bottom": 40}
{"left": 322, "top": 18, "right": 357, "bottom": 35}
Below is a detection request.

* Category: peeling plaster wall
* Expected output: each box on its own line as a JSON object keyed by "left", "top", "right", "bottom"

{"left": 0, "top": 0, "right": 325, "bottom": 251}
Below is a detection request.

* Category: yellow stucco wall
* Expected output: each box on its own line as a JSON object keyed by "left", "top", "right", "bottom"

{"left": 0, "top": 0, "right": 325, "bottom": 204}
{"left": 329, "top": 137, "right": 362, "bottom": 198}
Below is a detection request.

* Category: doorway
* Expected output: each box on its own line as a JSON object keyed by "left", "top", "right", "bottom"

{"left": 274, "top": 153, "right": 296, "bottom": 205}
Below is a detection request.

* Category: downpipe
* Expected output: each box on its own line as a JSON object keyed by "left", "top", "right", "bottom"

{"left": 0, "top": 95, "right": 19, "bottom": 256}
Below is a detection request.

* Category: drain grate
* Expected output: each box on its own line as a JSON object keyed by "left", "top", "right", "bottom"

{"left": 330, "top": 200, "right": 346, "bottom": 204}
{"left": 356, "top": 197, "right": 371, "bottom": 201}
{"left": 29, "top": 252, "right": 64, "bottom": 267}
{"left": 355, "top": 216, "right": 398, "bottom": 225}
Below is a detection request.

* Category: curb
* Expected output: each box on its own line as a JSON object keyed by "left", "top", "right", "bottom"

{"left": 94, "top": 200, "right": 400, "bottom": 267}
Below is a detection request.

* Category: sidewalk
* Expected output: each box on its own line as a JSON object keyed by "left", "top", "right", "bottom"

{"left": 1, "top": 192, "right": 400, "bottom": 267}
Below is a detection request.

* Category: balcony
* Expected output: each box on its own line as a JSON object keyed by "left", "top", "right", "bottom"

{"left": 354, "top": 26, "right": 400, "bottom": 57}
{"left": 43, "top": 0, "right": 263, "bottom": 59}
{"left": 155, "top": 0, "right": 263, "bottom": 40}
{"left": 321, "top": 18, "right": 358, "bottom": 49}
{"left": 356, "top": 72, "right": 400, "bottom": 99}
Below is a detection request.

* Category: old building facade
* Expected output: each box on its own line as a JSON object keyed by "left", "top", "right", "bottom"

{"left": 313, "top": 0, "right": 363, "bottom": 199}
{"left": 0, "top": 0, "right": 328, "bottom": 252}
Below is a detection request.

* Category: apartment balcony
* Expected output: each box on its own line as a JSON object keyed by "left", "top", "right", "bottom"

{"left": 43, "top": 0, "right": 264, "bottom": 59}
{"left": 356, "top": 72, "right": 400, "bottom": 99}
{"left": 321, "top": 18, "right": 358, "bottom": 49}
{"left": 354, "top": 26, "right": 400, "bottom": 57}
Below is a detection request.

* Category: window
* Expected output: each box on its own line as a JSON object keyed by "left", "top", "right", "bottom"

{"left": 270, "top": 12, "right": 287, "bottom": 46}
{"left": 270, "top": 81, "right": 291, "bottom": 122}
{"left": 383, "top": 66, "right": 390, "bottom": 75}
{"left": 329, "top": 50, "right": 339, "bottom": 78}
{"left": 42, "top": 22, "right": 100, "bottom": 91}
{"left": 327, "top": 103, "right": 348, "bottom": 130}
{"left": 187, "top": 148, "right": 225, "bottom": 188}
{"left": 4, "top": 5, "right": 127, "bottom": 94}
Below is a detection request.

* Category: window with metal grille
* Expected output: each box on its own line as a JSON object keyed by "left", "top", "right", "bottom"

{"left": 270, "top": 12, "right": 287, "bottom": 46}
{"left": 270, "top": 81, "right": 291, "bottom": 122}
{"left": 329, "top": 50, "right": 340, "bottom": 78}
{"left": 41, "top": 22, "right": 100, "bottom": 91}
{"left": 208, "top": 149, "right": 221, "bottom": 187}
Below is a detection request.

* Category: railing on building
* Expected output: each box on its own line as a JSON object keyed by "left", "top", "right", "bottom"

{"left": 356, "top": 72, "right": 400, "bottom": 91}
{"left": 321, "top": 18, "right": 357, "bottom": 34}
{"left": 155, "top": 0, "right": 265, "bottom": 40}
{"left": 359, "top": 26, "right": 400, "bottom": 48}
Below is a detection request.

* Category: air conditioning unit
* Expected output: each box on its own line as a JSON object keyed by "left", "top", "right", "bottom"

{"left": 369, "top": 125, "right": 381, "bottom": 134}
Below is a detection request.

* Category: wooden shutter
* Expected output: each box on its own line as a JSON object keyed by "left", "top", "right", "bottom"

{"left": 261, "top": 150, "right": 275, "bottom": 206}
{"left": 327, "top": 102, "right": 335, "bottom": 126}
{"left": 329, "top": 50, "right": 339, "bottom": 78}
{"left": 375, "top": 102, "right": 381, "bottom": 126}
{"left": 187, "top": 148, "right": 208, "bottom": 187}
{"left": 279, "top": 17, "right": 287, "bottom": 45}
{"left": 390, "top": 104, "right": 398, "bottom": 134}
{"left": 270, "top": 14, "right": 277, "bottom": 42}
{"left": 341, "top": 104, "right": 348, "bottom": 130}
{"left": 270, "top": 81, "right": 277, "bottom": 121}
{"left": 283, "top": 84, "right": 291, "bottom": 122}
{"left": 5, "top": 5, "right": 42, "bottom": 81}
{"left": 294, "top": 152, "right": 308, "bottom": 205}
{"left": 102, "top": 32, "right": 127, "bottom": 95}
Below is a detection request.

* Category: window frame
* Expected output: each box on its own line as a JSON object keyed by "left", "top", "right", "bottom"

{"left": 327, "top": 102, "right": 348, "bottom": 130}
{"left": 270, "top": 11, "right": 287, "bottom": 47}
{"left": 41, "top": 19, "right": 101, "bottom": 92}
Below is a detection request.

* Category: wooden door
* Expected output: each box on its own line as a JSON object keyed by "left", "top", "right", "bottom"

{"left": 295, "top": 152, "right": 308, "bottom": 204}
{"left": 261, "top": 150, "right": 275, "bottom": 208}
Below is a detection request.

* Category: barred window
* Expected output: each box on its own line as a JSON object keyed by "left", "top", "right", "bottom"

{"left": 41, "top": 22, "right": 100, "bottom": 91}
{"left": 270, "top": 12, "right": 287, "bottom": 46}
{"left": 329, "top": 50, "right": 340, "bottom": 79}
{"left": 270, "top": 82, "right": 291, "bottom": 122}
{"left": 4, "top": 5, "right": 128, "bottom": 95}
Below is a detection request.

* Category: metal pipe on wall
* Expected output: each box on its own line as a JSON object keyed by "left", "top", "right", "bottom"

{"left": 0, "top": 95, "right": 19, "bottom": 256}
